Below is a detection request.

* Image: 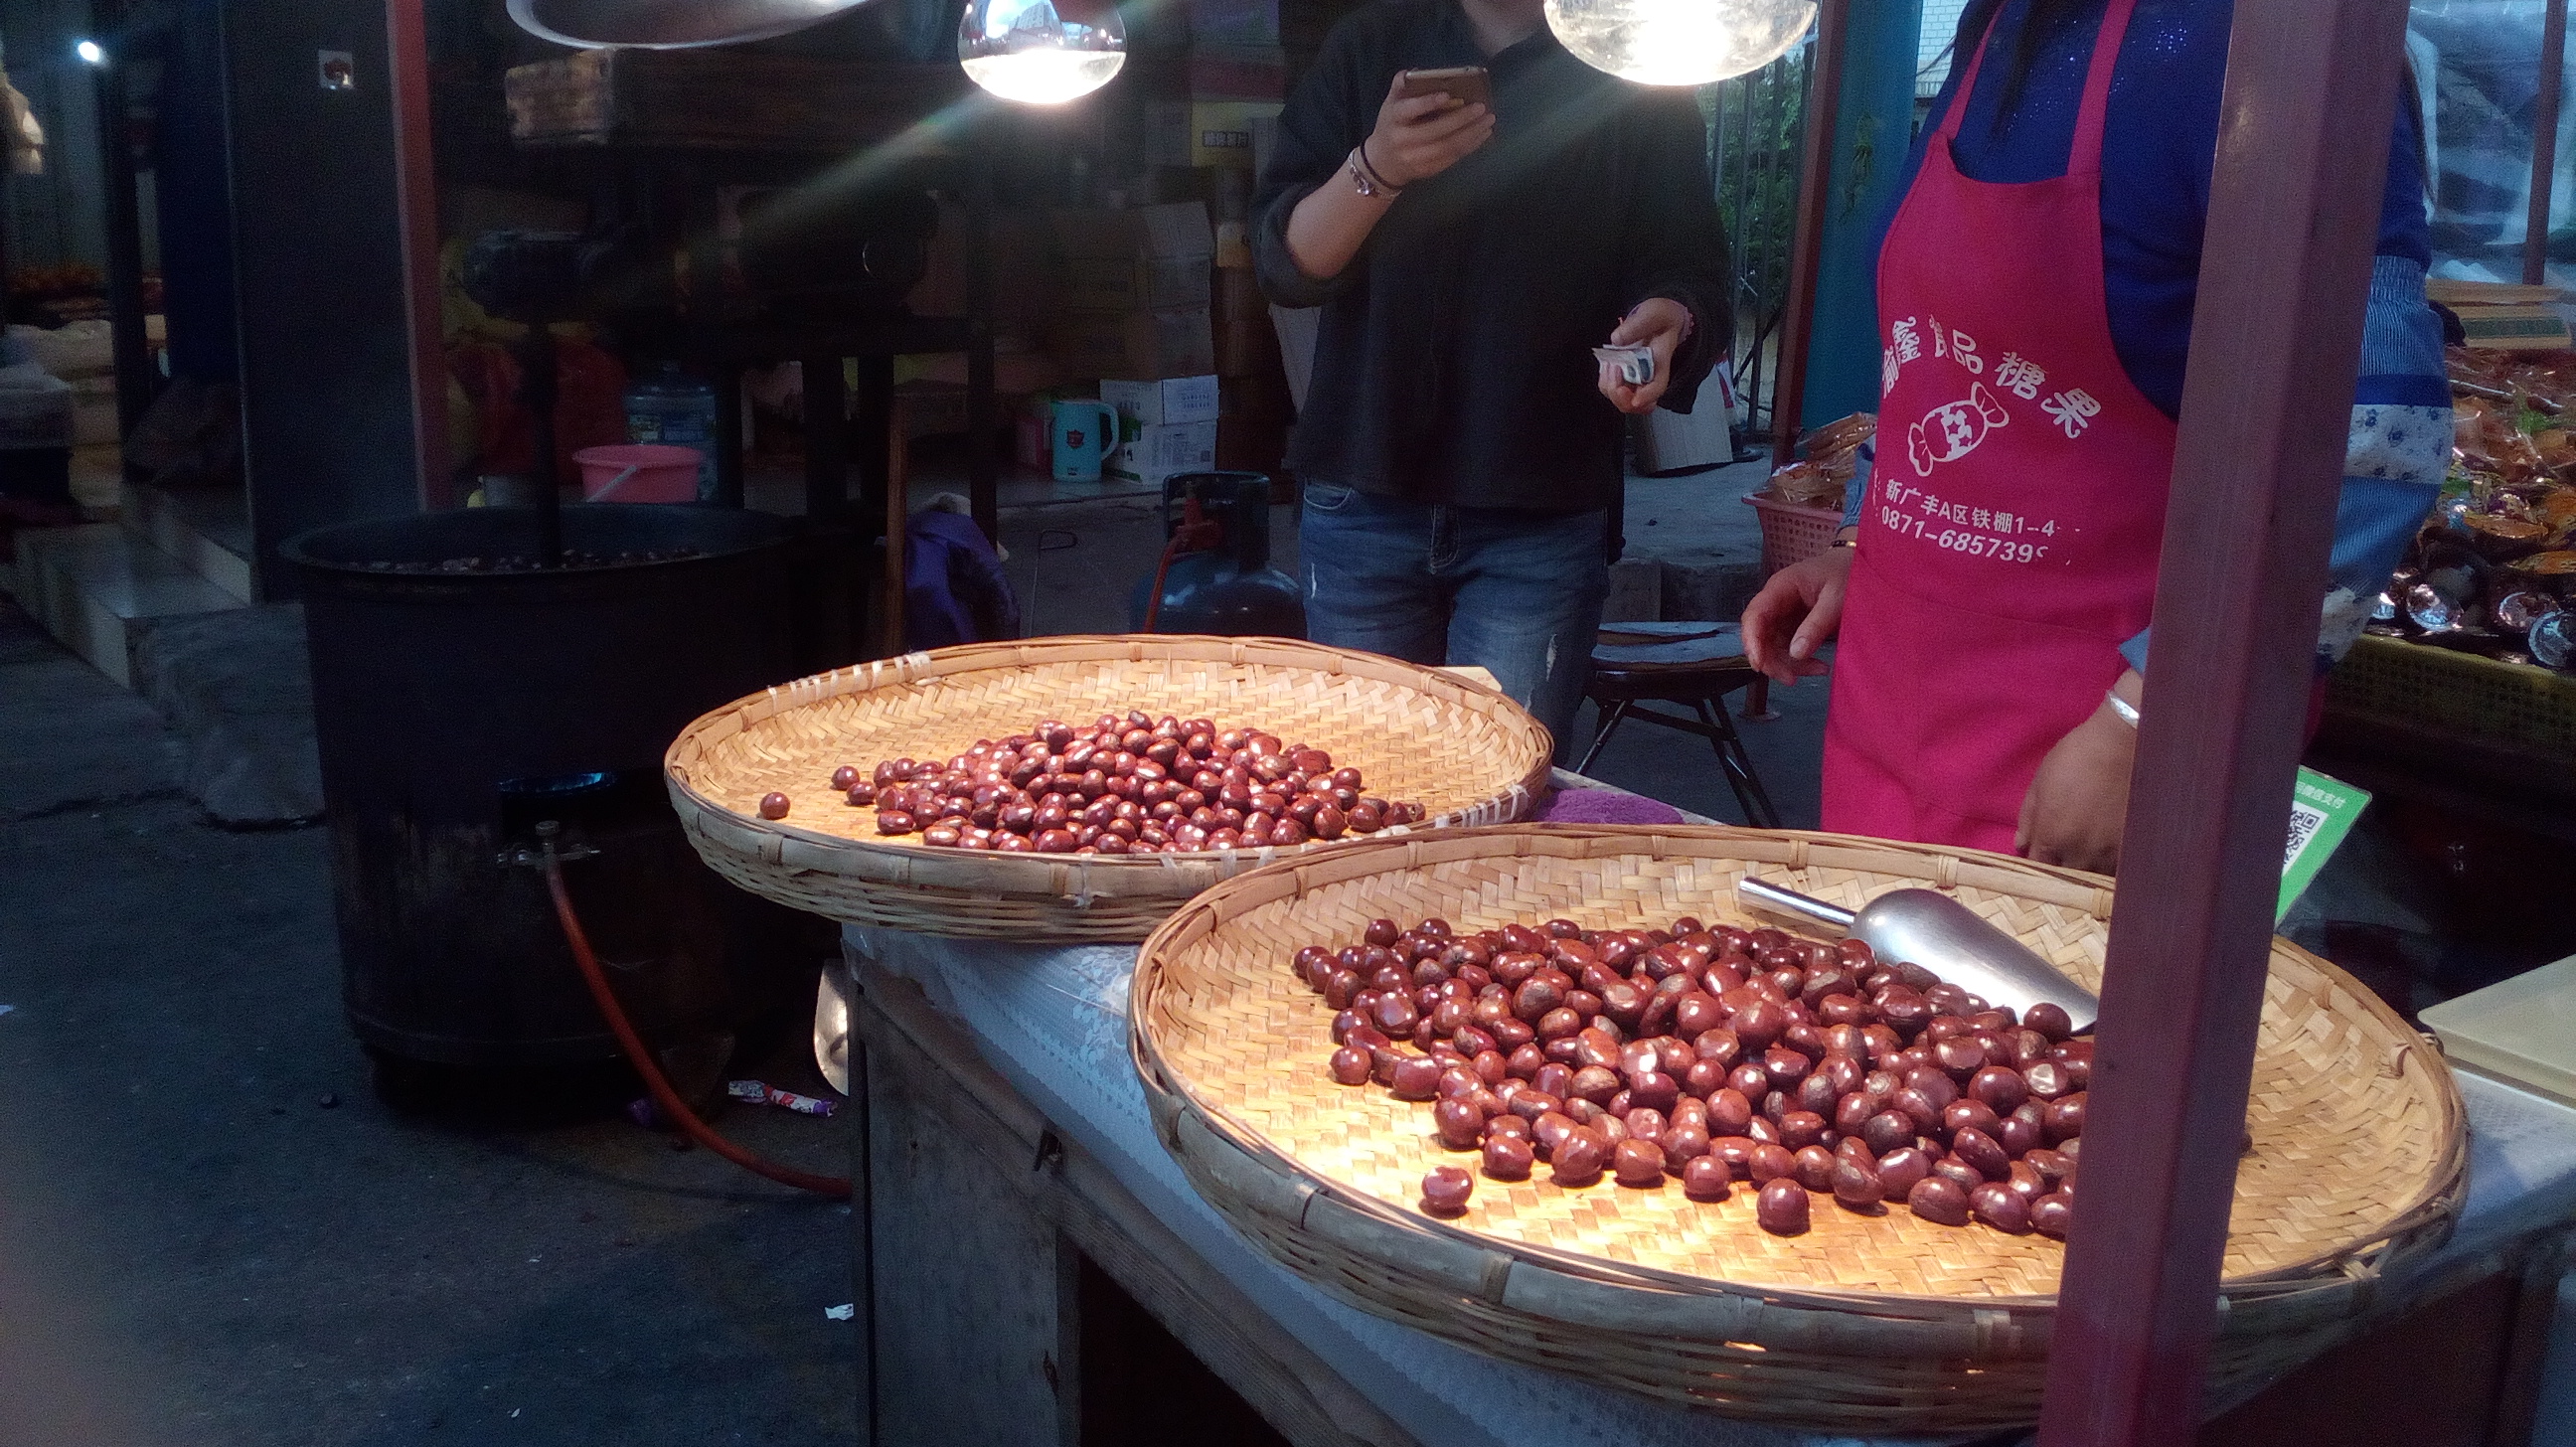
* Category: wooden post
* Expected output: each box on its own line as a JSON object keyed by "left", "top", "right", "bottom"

{"left": 2032, "top": 0, "right": 2413, "bottom": 1439}
{"left": 1768, "top": 0, "right": 1851, "bottom": 467}
{"left": 966, "top": 160, "right": 1000, "bottom": 544}
{"left": 882, "top": 396, "right": 907, "bottom": 657}
{"left": 804, "top": 352, "right": 848, "bottom": 520}
{"left": 2528, "top": 0, "right": 2566, "bottom": 287}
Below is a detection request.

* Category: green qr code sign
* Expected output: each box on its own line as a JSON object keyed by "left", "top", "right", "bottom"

{"left": 2279, "top": 767, "right": 2369, "bottom": 923}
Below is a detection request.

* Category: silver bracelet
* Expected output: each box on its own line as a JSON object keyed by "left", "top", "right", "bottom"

{"left": 2104, "top": 690, "right": 2141, "bottom": 728}
{"left": 1347, "top": 145, "right": 1402, "bottom": 199}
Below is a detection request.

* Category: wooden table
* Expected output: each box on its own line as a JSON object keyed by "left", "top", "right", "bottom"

{"left": 842, "top": 935, "right": 2575, "bottom": 1447}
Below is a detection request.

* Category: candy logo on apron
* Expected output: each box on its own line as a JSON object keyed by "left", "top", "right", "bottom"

{"left": 1908, "top": 382, "right": 2012, "bottom": 476}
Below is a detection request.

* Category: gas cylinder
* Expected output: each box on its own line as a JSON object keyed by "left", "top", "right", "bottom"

{"left": 1128, "top": 472, "right": 1305, "bottom": 637}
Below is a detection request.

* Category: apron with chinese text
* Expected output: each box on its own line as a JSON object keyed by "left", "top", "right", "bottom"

{"left": 1821, "top": 0, "right": 2174, "bottom": 851}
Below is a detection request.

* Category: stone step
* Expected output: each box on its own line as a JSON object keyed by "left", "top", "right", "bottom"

{"left": 2, "top": 523, "right": 244, "bottom": 688}
{"left": 120, "top": 481, "right": 254, "bottom": 603}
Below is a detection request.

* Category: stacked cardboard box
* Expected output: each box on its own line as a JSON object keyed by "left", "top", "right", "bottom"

{"left": 1142, "top": 44, "right": 1286, "bottom": 172}
{"left": 1103, "top": 375, "right": 1220, "bottom": 486}
{"left": 1046, "top": 203, "right": 1218, "bottom": 381}
{"left": 1188, "top": 0, "right": 1279, "bottom": 48}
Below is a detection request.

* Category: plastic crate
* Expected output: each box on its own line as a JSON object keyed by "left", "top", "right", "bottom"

{"left": 1741, "top": 489, "right": 1843, "bottom": 576}
{"left": 2323, "top": 634, "right": 2576, "bottom": 793}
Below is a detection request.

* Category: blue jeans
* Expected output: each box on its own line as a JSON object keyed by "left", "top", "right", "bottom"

{"left": 1298, "top": 484, "right": 1607, "bottom": 760}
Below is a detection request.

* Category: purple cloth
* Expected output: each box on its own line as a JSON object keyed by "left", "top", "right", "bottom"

{"left": 903, "top": 509, "right": 1020, "bottom": 651}
{"left": 1530, "top": 788, "right": 1686, "bottom": 825}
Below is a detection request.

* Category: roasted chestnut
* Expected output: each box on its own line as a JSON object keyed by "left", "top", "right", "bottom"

{"left": 1755, "top": 1178, "right": 1812, "bottom": 1235}
{"left": 1421, "top": 1165, "right": 1474, "bottom": 1215}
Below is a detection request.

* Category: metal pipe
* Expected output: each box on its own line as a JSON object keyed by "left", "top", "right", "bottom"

{"left": 2528, "top": 0, "right": 2567, "bottom": 286}
{"left": 523, "top": 325, "right": 564, "bottom": 567}
{"left": 1725, "top": 74, "right": 1754, "bottom": 427}
{"left": 91, "top": 13, "right": 154, "bottom": 447}
{"left": 385, "top": 0, "right": 451, "bottom": 508}
{"left": 1773, "top": 6, "right": 1851, "bottom": 465}
{"left": 2031, "top": 0, "right": 2413, "bottom": 1436}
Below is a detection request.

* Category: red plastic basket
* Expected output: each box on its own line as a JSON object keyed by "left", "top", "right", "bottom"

{"left": 1742, "top": 490, "right": 1843, "bottom": 575}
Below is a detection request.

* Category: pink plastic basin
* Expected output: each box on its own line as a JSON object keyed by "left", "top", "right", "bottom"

{"left": 574, "top": 444, "right": 703, "bottom": 503}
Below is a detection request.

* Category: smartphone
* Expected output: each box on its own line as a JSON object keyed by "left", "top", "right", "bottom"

{"left": 1395, "top": 66, "right": 1491, "bottom": 108}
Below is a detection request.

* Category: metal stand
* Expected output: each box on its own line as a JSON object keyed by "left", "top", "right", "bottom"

{"left": 1576, "top": 670, "right": 1783, "bottom": 829}
{"left": 517, "top": 324, "right": 564, "bottom": 567}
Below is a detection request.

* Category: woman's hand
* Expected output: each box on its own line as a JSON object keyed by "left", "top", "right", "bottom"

{"left": 1599, "top": 299, "right": 1690, "bottom": 413}
{"left": 2015, "top": 677, "right": 2142, "bottom": 874}
{"left": 1364, "top": 75, "right": 1495, "bottom": 189}
{"left": 1739, "top": 544, "right": 1853, "bottom": 685}
{"left": 1284, "top": 77, "right": 1491, "bottom": 281}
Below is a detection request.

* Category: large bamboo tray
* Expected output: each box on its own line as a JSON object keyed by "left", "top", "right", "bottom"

{"left": 1130, "top": 827, "right": 2466, "bottom": 1433}
{"left": 664, "top": 636, "right": 1553, "bottom": 941}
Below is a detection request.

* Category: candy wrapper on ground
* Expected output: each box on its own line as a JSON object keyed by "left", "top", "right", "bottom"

{"left": 727, "top": 1080, "right": 837, "bottom": 1117}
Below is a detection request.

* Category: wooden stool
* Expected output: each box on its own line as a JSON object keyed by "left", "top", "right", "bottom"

{"left": 1577, "top": 624, "right": 1782, "bottom": 829}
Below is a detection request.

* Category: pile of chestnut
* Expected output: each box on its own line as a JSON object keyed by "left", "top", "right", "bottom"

{"left": 1299, "top": 914, "right": 2086, "bottom": 1239}
{"left": 754, "top": 712, "right": 1425, "bottom": 856}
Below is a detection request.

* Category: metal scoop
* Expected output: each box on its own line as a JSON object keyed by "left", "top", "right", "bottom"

{"left": 1736, "top": 877, "right": 2100, "bottom": 1033}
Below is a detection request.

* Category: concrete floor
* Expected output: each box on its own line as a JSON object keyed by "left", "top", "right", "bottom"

{"left": 0, "top": 601, "right": 857, "bottom": 1447}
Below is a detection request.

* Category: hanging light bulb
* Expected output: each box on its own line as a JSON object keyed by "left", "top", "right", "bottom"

{"left": 1545, "top": 0, "right": 1816, "bottom": 86}
{"left": 958, "top": 0, "right": 1125, "bottom": 104}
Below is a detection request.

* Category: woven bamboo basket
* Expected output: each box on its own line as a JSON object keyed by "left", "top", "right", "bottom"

{"left": 663, "top": 636, "right": 1553, "bottom": 941}
{"left": 1129, "top": 826, "right": 2466, "bottom": 1433}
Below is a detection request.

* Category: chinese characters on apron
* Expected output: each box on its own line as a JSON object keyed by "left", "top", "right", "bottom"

{"left": 1822, "top": 0, "right": 2174, "bottom": 853}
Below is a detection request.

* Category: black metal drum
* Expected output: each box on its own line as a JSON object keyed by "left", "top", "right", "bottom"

{"left": 284, "top": 504, "right": 818, "bottom": 1071}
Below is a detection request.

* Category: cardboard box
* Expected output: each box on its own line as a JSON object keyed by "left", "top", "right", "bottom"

{"left": 1050, "top": 203, "right": 1215, "bottom": 311}
{"left": 1102, "top": 375, "right": 1220, "bottom": 426}
{"left": 909, "top": 202, "right": 1056, "bottom": 326}
{"left": 1630, "top": 365, "right": 1741, "bottom": 474}
{"left": 1149, "top": 99, "right": 1285, "bottom": 170}
{"left": 1187, "top": 45, "right": 1287, "bottom": 98}
{"left": 1189, "top": 0, "right": 1282, "bottom": 51}
{"left": 506, "top": 50, "right": 966, "bottom": 152}
{"left": 1107, "top": 418, "right": 1219, "bottom": 485}
{"left": 1062, "top": 251, "right": 1211, "bottom": 313}
{"left": 1049, "top": 308, "right": 1217, "bottom": 380}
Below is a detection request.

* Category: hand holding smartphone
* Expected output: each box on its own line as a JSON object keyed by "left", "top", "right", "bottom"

{"left": 1394, "top": 66, "right": 1491, "bottom": 108}
{"left": 1366, "top": 68, "right": 1496, "bottom": 190}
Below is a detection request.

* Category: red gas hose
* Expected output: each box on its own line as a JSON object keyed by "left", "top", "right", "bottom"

{"left": 543, "top": 849, "right": 853, "bottom": 1199}
{"left": 1142, "top": 495, "right": 1222, "bottom": 632}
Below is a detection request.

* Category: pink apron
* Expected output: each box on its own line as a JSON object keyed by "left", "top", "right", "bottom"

{"left": 1821, "top": 0, "right": 2174, "bottom": 852}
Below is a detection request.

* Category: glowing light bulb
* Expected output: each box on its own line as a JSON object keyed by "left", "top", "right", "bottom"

{"left": 75, "top": 39, "right": 105, "bottom": 66}
{"left": 958, "top": 0, "right": 1125, "bottom": 104}
{"left": 1544, "top": 0, "right": 1816, "bottom": 85}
